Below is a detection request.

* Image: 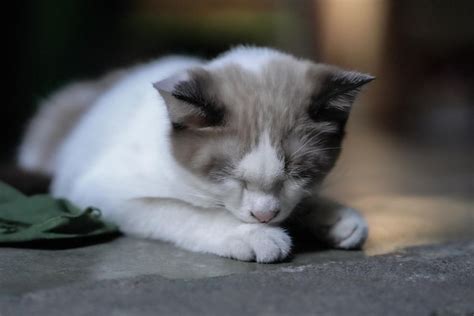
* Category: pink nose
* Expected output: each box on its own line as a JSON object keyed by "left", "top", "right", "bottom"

{"left": 251, "top": 210, "right": 280, "bottom": 223}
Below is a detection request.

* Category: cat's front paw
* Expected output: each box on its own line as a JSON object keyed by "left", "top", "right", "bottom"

{"left": 223, "top": 225, "right": 292, "bottom": 263}
{"left": 318, "top": 208, "right": 368, "bottom": 249}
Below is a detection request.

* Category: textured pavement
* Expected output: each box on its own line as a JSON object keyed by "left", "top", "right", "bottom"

{"left": 1, "top": 194, "right": 473, "bottom": 316}
{"left": 1, "top": 240, "right": 473, "bottom": 316}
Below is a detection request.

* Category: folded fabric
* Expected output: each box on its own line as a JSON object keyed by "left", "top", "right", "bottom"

{"left": 0, "top": 181, "right": 118, "bottom": 245}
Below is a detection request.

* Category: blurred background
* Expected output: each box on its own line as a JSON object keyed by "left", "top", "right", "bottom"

{"left": 2, "top": 0, "right": 473, "bottom": 207}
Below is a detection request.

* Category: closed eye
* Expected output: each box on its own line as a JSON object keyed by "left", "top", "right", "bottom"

{"left": 232, "top": 177, "right": 248, "bottom": 189}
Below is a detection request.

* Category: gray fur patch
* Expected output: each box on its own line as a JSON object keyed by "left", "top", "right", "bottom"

{"left": 161, "top": 52, "right": 373, "bottom": 188}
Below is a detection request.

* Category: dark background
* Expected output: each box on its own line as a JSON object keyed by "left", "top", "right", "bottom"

{"left": 3, "top": 0, "right": 473, "bottom": 199}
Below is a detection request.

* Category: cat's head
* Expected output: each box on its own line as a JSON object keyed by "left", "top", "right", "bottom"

{"left": 154, "top": 47, "right": 374, "bottom": 224}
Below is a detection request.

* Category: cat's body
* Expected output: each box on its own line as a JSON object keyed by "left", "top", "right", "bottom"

{"left": 18, "top": 47, "right": 372, "bottom": 262}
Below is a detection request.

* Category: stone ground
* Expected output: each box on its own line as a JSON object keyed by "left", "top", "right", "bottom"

{"left": 1, "top": 195, "right": 473, "bottom": 316}
{"left": 1, "top": 240, "right": 473, "bottom": 316}
{"left": 1, "top": 127, "right": 473, "bottom": 315}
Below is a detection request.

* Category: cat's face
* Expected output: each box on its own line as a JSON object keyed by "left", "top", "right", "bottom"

{"left": 155, "top": 54, "right": 373, "bottom": 224}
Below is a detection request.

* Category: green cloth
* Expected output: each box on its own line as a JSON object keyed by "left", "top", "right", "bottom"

{"left": 0, "top": 181, "right": 118, "bottom": 246}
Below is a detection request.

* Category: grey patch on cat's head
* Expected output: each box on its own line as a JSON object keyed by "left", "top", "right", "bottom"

{"left": 153, "top": 49, "right": 374, "bottom": 223}
{"left": 153, "top": 50, "right": 374, "bottom": 223}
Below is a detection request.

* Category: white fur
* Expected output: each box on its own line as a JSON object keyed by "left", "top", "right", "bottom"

{"left": 329, "top": 209, "right": 368, "bottom": 249}
{"left": 18, "top": 47, "right": 367, "bottom": 262}
{"left": 18, "top": 70, "right": 125, "bottom": 174}
{"left": 236, "top": 131, "right": 284, "bottom": 188}
{"left": 209, "top": 45, "right": 291, "bottom": 74}
{"left": 18, "top": 50, "right": 293, "bottom": 262}
{"left": 227, "top": 131, "right": 285, "bottom": 223}
{"left": 305, "top": 206, "right": 369, "bottom": 249}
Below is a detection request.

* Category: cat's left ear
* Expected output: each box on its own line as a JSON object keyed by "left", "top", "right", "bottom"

{"left": 309, "top": 67, "right": 375, "bottom": 123}
{"left": 153, "top": 69, "right": 224, "bottom": 129}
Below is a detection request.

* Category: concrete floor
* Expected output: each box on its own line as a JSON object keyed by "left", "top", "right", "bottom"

{"left": 2, "top": 240, "right": 473, "bottom": 316}
{"left": 1, "top": 194, "right": 473, "bottom": 315}
{"left": 1, "top": 128, "right": 473, "bottom": 315}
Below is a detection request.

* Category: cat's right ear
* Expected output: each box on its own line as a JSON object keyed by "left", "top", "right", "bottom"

{"left": 153, "top": 70, "right": 224, "bottom": 129}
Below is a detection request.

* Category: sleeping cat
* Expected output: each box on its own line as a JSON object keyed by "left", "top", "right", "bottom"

{"left": 18, "top": 46, "right": 374, "bottom": 262}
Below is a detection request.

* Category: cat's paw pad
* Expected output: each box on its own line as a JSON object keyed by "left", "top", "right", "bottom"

{"left": 224, "top": 225, "right": 292, "bottom": 263}
{"left": 323, "top": 208, "right": 368, "bottom": 249}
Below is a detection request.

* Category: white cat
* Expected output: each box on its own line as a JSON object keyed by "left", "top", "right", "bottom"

{"left": 18, "top": 47, "right": 373, "bottom": 262}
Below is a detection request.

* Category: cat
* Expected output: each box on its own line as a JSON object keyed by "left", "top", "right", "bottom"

{"left": 18, "top": 46, "right": 374, "bottom": 262}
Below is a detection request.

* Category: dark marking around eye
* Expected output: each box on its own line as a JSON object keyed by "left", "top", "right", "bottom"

{"left": 282, "top": 128, "right": 345, "bottom": 187}
{"left": 172, "top": 122, "right": 187, "bottom": 130}
{"left": 205, "top": 158, "right": 235, "bottom": 182}
{"left": 284, "top": 156, "right": 291, "bottom": 173}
